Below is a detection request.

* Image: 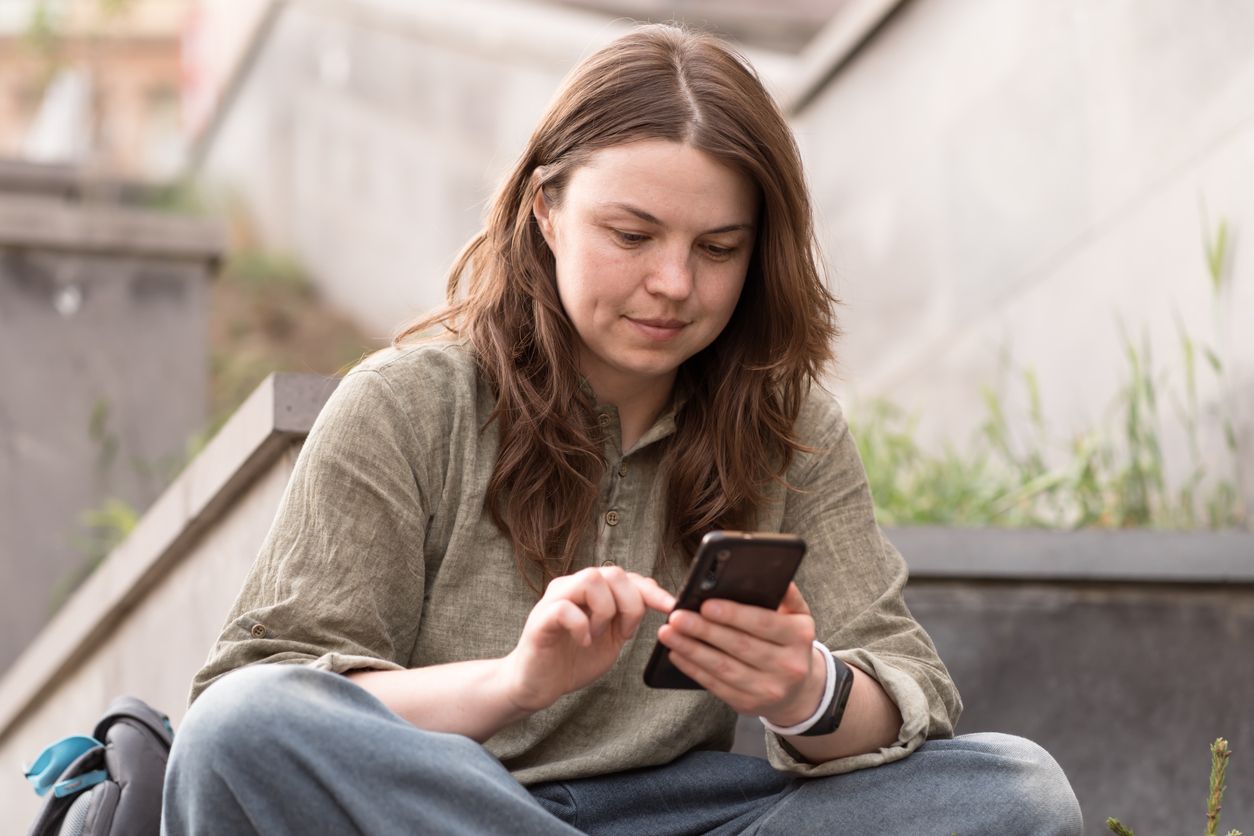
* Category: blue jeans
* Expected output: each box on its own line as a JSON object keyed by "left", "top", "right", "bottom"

{"left": 163, "top": 665, "right": 1081, "bottom": 835}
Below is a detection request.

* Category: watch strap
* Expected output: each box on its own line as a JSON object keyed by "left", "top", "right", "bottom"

{"left": 796, "top": 651, "right": 852, "bottom": 736}
{"left": 760, "top": 641, "right": 849, "bottom": 737}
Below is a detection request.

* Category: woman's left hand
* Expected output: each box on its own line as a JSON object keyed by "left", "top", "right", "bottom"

{"left": 656, "top": 582, "right": 827, "bottom": 727}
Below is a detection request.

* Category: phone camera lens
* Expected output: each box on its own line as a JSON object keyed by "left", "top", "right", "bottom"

{"left": 699, "top": 572, "right": 719, "bottom": 591}
{"left": 716, "top": 549, "right": 731, "bottom": 563}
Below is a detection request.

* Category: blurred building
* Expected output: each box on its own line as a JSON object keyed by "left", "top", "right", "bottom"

{"left": 550, "top": 0, "right": 851, "bottom": 52}
{"left": 0, "top": 0, "right": 195, "bottom": 178}
{"left": 0, "top": 160, "right": 223, "bottom": 674}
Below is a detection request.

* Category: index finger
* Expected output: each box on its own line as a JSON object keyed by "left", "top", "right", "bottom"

{"left": 623, "top": 572, "right": 676, "bottom": 613}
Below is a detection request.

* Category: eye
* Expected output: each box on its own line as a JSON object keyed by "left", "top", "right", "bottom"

{"left": 702, "top": 243, "right": 736, "bottom": 261}
{"left": 614, "top": 230, "right": 648, "bottom": 246}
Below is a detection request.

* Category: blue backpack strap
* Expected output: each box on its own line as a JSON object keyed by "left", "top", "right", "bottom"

{"left": 22, "top": 736, "right": 102, "bottom": 797}
{"left": 53, "top": 768, "right": 110, "bottom": 798}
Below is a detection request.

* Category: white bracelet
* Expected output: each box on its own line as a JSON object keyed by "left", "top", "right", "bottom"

{"left": 759, "top": 640, "right": 836, "bottom": 736}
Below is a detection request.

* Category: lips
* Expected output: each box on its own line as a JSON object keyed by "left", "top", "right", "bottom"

{"left": 625, "top": 316, "right": 688, "bottom": 341}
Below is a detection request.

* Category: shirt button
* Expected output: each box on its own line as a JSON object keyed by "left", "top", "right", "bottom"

{"left": 602, "top": 559, "right": 616, "bottom": 567}
{"left": 251, "top": 624, "right": 267, "bottom": 639}
{"left": 618, "top": 462, "right": 628, "bottom": 477}
{"left": 598, "top": 413, "right": 611, "bottom": 427}
{"left": 605, "top": 510, "right": 620, "bottom": 526}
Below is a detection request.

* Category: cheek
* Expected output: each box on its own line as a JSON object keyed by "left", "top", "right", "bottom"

{"left": 556, "top": 243, "right": 635, "bottom": 316}
{"left": 553, "top": 265, "right": 587, "bottom": 326}
{"left": 553, "top": 255, "right": 606, "bottom": 332}
{"left": 704, "top": 269, "right": 749, "bottom": 324}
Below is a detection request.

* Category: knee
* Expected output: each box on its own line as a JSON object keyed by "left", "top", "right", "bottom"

{"left": 963, "top": 733, "right": 1082, "bottom": 836}
{"left": 172, "top": 665, "right": 330, "bottom": 775}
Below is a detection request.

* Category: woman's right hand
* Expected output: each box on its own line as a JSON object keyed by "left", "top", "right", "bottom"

{"left": 501, "top": 566, "right": 675, "bottom": 713}
{"left": 348, "top": 566, "right": 673, "bottom": 741}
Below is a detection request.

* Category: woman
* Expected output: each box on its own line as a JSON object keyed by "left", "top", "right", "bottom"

{"left": 165, "top": 25, "right": 1081, "bottom": 835}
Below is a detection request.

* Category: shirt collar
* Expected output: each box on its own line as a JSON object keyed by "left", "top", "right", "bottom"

{"left": 579, "top": 376, "right": 689, "bottom": 456}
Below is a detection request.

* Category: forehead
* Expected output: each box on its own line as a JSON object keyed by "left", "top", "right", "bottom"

{"left": 562, "top": 140, "right": 758, "bottom": 225}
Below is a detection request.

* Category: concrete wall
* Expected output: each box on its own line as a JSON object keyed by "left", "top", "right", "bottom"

{"left": 0, "top": 184, "right": 223, "bottom": 675}
{"left": 738, "top": 526, "right": 1254, "bottom": 835}
{"left": 0, "top": 373, "right": 337, "bottom": 832}
{"left": 797, "top": 0, "right": 1254, "bottom": 497}
{"left": 737, "top": 569, "right": 1254, "bottom": 836}
{"left": 196, "top": 0, "right": 632, "bottom": 340}
{"left": 192, "top": 0, "right": 823, "bottom": 338}
{"left": 907, "top": 578, "right": 1253, "bottom": 836}
{"left": 196, "top": 0, "right": 1254, "bottom": 507}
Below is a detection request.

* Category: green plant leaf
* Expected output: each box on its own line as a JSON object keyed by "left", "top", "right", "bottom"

{"left": 1106, "top": 817, "right": 1136, "bottom": 836}
{"left": 1206, "top": 217, "right": 1229, "bottom": 292}
{"left": 1204, "top": 346, "right": 1224, "bottom": 374}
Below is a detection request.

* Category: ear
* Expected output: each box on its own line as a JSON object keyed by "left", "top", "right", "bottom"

{"left": 531, "top": 176, "right": 557, "bottom": 247}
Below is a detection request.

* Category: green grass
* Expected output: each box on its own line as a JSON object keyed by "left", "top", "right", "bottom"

{"left": 849, "top": 215, "right": 1246, "bottom": 532}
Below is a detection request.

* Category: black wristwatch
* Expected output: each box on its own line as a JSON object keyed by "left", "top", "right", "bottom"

{"left": 797, "top": 655, "right": 854, "bottom": 736}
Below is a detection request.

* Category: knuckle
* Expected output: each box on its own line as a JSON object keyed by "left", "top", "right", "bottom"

{"left": 762, "top": 683, "right": 786, "bottom": 705}
{"left": 783, "top": 660, "right": 808, "bottom": 684}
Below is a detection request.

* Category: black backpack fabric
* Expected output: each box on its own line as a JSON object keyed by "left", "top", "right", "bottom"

{"left": 23, "top": 696, "right": 173, "bottom": 836}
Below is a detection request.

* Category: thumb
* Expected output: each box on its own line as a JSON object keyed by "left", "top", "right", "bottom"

{"left": 778, "top": 582, "right": 811, "bottom": 615}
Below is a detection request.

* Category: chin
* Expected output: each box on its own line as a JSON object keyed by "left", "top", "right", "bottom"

{"left": 614, "top": 354, "right": 685, "bottom": 380}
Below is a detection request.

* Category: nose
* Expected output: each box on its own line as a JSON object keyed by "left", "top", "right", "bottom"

{"left": 645, "top": 245, "right": 694, "bottom": 301}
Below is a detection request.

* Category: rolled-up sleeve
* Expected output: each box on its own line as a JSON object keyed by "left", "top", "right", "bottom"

{"left": 766, "top": 394, "right": 962, "bottom": 777}
{"left": 189, "top": 367, "right": 435, "bottom": 704}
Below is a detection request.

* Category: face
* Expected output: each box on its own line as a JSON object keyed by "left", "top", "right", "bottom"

{"left": 533, "top": 139, "right": 758, "bottom": 402}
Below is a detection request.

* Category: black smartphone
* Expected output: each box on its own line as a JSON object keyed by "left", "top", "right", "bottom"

{"left": 643, "top": 531, "right": 807, "bottom": 689}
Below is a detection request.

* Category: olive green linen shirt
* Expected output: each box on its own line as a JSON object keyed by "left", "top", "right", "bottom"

{"left": 191, "top": 342, "right": 960, "bottom": 784}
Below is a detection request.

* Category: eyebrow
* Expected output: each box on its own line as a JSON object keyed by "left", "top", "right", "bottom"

{"left": 604, "top": 202, "right": 754, "bottom": 235}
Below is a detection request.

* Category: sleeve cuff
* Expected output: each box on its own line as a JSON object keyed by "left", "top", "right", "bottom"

{"left": 308, "top": 652, "right": 407, "bottom": 676}
{"left": 764, "top": 648, "right": 933, "bottom": 778}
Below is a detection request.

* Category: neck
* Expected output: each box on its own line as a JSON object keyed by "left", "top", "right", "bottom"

{"left": 584, "top": 368, "right": 677, "bottom": 452}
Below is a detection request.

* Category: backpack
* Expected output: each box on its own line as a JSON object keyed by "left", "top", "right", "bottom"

{"left": 21, "top": 696, "right": 173, "bottom": 836}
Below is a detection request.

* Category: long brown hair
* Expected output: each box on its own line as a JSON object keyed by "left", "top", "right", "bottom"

{"left": 395, "top": 24, "right": 839, "bottom": 589}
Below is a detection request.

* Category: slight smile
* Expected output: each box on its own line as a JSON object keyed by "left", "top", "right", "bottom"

{"left": 625, "top": 317, "right": 688, "bottom": 341}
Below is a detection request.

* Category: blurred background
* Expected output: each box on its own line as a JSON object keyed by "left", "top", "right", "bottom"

{"left": 2, "top": 0, "right": 1252, "bottom": 664}
{"left": 1, "top": 1, "right": 1252, "bottom": 831}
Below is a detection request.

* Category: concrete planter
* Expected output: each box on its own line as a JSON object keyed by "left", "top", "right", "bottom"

{"left": 897, "top": 527, "right": 1250, "bottom": 835}
{"left": 735, "top": 527, "right": 1253, "bottom": 834}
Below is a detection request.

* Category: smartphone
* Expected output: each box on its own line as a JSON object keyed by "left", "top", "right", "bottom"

{"left": 643, "top": 531, "right": 807, "bottom": 689}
